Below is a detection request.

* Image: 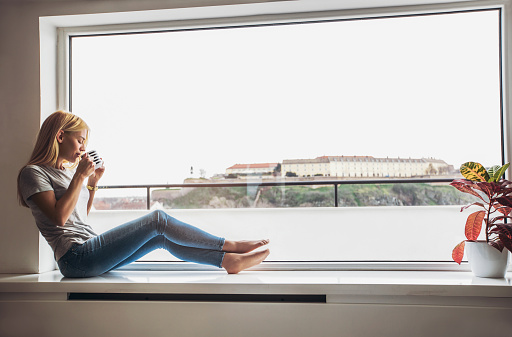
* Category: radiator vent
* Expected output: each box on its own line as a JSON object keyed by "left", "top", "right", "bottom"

{"left": 68, "top": 293, "right": 326, "bottom": 303}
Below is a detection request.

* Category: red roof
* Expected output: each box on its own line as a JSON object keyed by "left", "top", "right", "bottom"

{"left": 227, "top": 163, "right": 278, "bottom": 170}
{"left": 318, "top": 156, "right": 375, "bottom": 159}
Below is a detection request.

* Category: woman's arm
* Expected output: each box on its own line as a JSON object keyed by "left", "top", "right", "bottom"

{"left": 31, "top": 157, "right": 96, "bottom": 226}
{"left": 86, "top": 188, "right": 96, "bottom": 215}
{"left": 86, "top": 165, "right": 105, "bottom": 215}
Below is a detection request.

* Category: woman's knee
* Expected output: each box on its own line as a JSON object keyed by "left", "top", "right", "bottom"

{"left": 150, "top": 209, "right": 168, "bottom": 221}
{"left": 149, "top": 209, "right": 173, "bottom": 234}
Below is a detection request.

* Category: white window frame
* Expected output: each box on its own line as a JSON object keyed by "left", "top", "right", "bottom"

{"left": 50, "top": 0, "right": 512, "bottom": 272}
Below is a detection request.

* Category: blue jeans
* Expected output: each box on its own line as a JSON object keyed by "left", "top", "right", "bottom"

{"left": 57, "top": 210, "right": 226, "bottom": 278}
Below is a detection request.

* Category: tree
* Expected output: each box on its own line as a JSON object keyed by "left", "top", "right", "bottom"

{"left": 273, "top": 163, "right": 282, "bottom": 176}
{"left": 425, "top": 163, "right": 437, "bottom": 175}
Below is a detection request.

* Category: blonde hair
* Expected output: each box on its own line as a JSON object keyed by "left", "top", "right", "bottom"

{"left": 17, "top": 111, "right": 90, "bottom": 207}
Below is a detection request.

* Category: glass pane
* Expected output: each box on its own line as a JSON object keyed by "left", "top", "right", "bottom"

{"left": 71, "top": 10, "right": 502, "bottom": 197}
{"left": 337, "top": 182, "right": 478, "bottom": 207}
{"left": 74, "top": 9, "right": 501, "bottom": 262}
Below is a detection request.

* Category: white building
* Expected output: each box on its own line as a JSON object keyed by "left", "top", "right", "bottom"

{"left": 281, "top": 157, "right": 330, "bottom": 177}
{"left": 282, "top": 156, "right": 452, "bottom": 178}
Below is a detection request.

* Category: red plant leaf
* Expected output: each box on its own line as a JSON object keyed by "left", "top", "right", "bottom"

{"left": 472, "top": 181, "right": 500, "bottom": 198}
{"left": 452, "top": 241, "right": 465, "bottom": 264}
{"left": 494, "top": 203, "right": 512, "bottom": 216}
{"left": 450, "top": 180, "right": 485, "bottom": 201}
{"left": 498, "top": 208, "right": 512, "bottom": 216}
{"left": 465, "top": 211, "right": 485, "bottom": 240}
{"left": 488, "top": 238, "right": 505, "bottom": 252}
{"left": 461, "top": 202, "right": 485, "bottom": 212}
{"left": 493, "top": 224, "right": 512, "bottom": 237}
{"left": 499, "top": 179, "right": 512, "bottom": 188}
{"left": 494, "top": 180, "right": 512, "bottom": 198}
{"left": 498, "top": 180, "right": 512, "bottom": 194}
{"left": 497, "top": 196, "right": 512, "bottom": 208}
{"left": 499, "top": 234, "right": 512, "bottom": 252}
{"left": 487, "top": 215, "right": 512, "bottom": 225}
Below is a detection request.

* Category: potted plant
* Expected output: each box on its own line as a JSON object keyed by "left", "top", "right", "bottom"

{"left": 451, "top": 162, "right": 512, "bottom": 277}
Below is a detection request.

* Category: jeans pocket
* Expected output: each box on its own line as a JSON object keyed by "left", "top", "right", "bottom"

{"left": 58, "top": 247, "right": 86, "bottom": 278}
{"left": 58, "top": 260, "right": 86, "bottom": 278}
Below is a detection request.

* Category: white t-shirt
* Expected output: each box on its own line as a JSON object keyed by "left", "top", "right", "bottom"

{"left": 19, "top": 165, "right": 97, "bottom": 261}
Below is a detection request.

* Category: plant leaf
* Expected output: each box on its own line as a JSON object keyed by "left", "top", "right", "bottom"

{"left": 461, "top": 202, "right": 485, "bottom": 212}
{"left": 487, "top": 165, "right": 500, "bottom": 182}
{"left": 450, "top": 180, "right": 485, "bottom": 201}
{"left": 499, "top": 234, "right": 512, "bottom": 252}
{"left": 497, "top": 196, "right": 512, "bottom": 208}
{"left": 465, "top": 211, "right": 485, "bottom": 240}
{"left": 452, "top": 241, "right": 465, "bottom": 264}
{"left": 497, "top": 179, "right": 512, "bottom": 195}
{"left": 491, "top": 163, "right": 510, "bottom": 182}
{"left": 488, "top": 215, "right": 512, "bottom": 225}
{"left": 472, "top": 181, "right": 500, "bottom": 199}
{"left": 493, "top": 204, "right": 512, "bottom": 216}
{"left": 460, "top": 162, "right": 490, "bottom": 182}
{"left": 492, "top": 223, "right": 512, "bottom": 237}
{"left": 499, "top": 179, "right": 512, "bottom": 187}
{"left": 500, "top": 179, "right": 512, "bottom": 190}
{"left": 488, "top": 238, "right": 505, "bottom": 252}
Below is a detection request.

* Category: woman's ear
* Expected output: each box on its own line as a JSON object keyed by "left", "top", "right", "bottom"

{"left": 56, "top": 130, "right": 65, "bottom": 144}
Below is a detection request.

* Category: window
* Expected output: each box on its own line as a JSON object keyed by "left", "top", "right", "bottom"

{"left": 67, "top": 7, "right": 503, "bottom": 264}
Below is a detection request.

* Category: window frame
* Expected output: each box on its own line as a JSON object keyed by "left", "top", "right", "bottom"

{"left": 54, "top": 0, "right": 512, "bottom": 271}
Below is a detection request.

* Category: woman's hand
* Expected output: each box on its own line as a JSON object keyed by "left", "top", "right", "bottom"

{"left": 85, "top": 157, "right": 105, "bottom": 215}
{"left": 75, "top": 153, "right": 97, "bottom": 180}
{"left": 87, "top": 164, "right": 105, "bottom": 187}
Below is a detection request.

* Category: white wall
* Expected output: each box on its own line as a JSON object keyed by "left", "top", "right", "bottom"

{"left": 88, "top": 206, "right": 469, "bottom": 262}
{"left": 2, "top": 299, "right": 510, "bottom": 337}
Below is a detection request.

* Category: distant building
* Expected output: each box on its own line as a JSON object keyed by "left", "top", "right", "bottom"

{"left": 226, "top": 163, "right": 279, "bottom": 177}
{"left": 282, "top": 156, "right": 453, "bottom": 178}
{"left": 282, "top": 157, "right": 330, "bottom": 177}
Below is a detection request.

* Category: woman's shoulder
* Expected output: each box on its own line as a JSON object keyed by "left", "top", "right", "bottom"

{"left": 21, "top": 164, "right": 43, "bottom": 175}
{"left": 21, "top": 165, "right": 74, "bottom": 183}
{"left": 23, "top": 164, "right": 43, "bottom": 171}
{"left": 20, "top": 164, "right": 48, "bottom": 181}
{"left": 21, "top": 164, "right": 67, "bottom": 179}
{"left": 21, "top": 164, "right": 53, "bottom": 176}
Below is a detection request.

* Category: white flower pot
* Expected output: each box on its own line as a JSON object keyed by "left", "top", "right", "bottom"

{"left": 466, "top": 241, "right": 510, "bottom": 278}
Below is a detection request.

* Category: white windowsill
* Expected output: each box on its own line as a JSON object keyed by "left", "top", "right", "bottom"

{"left": 1, "top": 269, "right": 511, "bottom": 306}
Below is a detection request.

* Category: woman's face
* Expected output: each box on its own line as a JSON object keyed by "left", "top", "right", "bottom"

{"left": 58, "top": 130, "right": 87, "bottom": 164}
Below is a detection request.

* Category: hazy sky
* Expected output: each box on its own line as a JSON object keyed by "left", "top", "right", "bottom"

{"left": 69, "top": 9, "right": 502, "bottom": 190}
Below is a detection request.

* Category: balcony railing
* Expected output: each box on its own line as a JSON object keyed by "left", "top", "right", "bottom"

{"left": 97, "top": 178, "right": 456, "bottom": 210}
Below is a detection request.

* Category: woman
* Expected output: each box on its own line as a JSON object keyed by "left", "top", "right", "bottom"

{"left": 17, "top": 111, "right": 269, "bottom": 278}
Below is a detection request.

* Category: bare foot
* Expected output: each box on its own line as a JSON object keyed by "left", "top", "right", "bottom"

{"left": 222, "top": 249, "right": 270, "bottom": 274}
{"left": 222, "top": 239, "right": 269, "bottom": 254}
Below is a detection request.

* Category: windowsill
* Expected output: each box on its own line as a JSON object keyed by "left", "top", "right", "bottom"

{"left": 1, "top": 269, "right": 511, "bottom": 306}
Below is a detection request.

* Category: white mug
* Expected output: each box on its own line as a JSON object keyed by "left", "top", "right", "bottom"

{"left": 86, "top": 150, "right": 103, "bottom": 169}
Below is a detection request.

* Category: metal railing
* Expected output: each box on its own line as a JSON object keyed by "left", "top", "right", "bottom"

{"left": 97, "top": 177, "right": 455, "bottom": 210}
